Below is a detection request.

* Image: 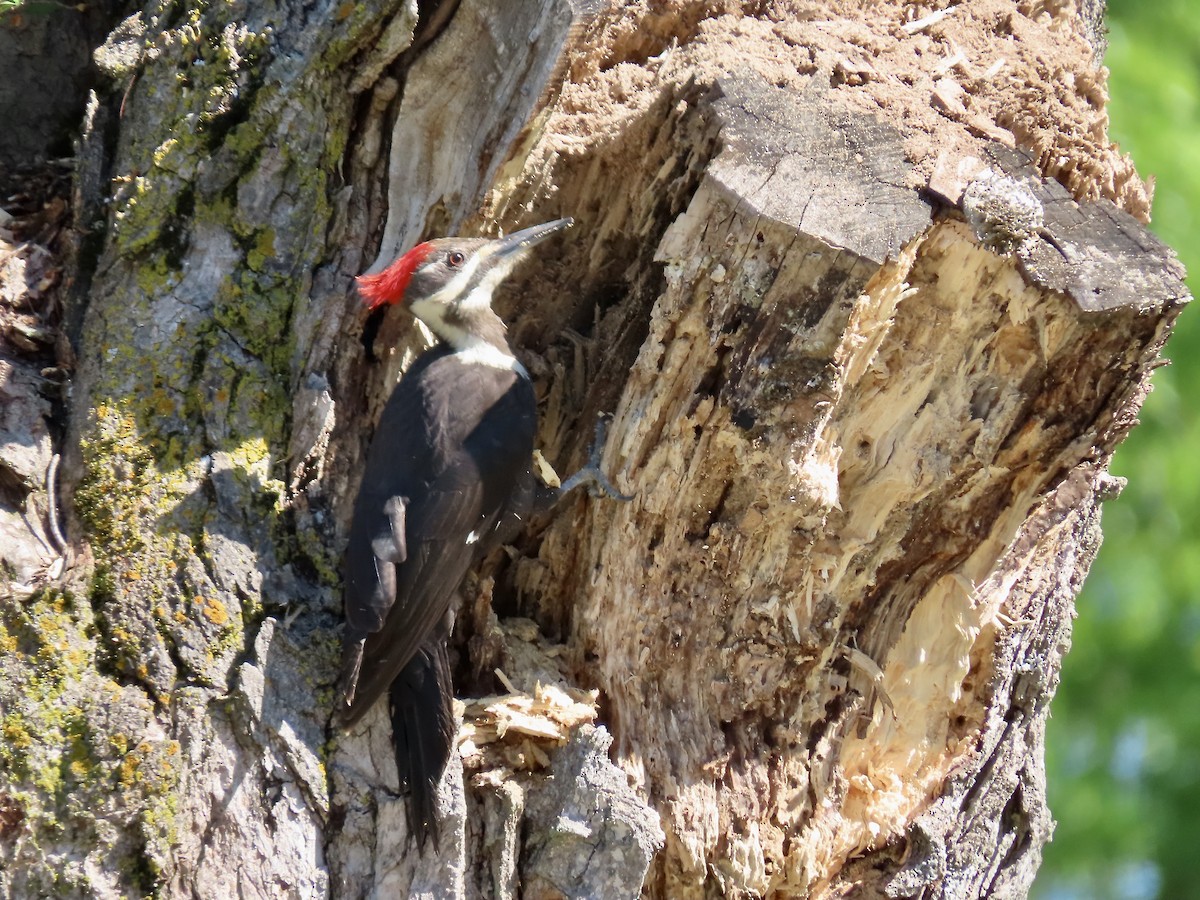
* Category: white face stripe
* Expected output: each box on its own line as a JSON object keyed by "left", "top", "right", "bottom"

{"left": 411, "top": 248, "right": 520, "bottom": 317}
{"left": 422, "top": 252, "right": 484, "bottom": 310}
{"left": 458, "top": 257, "right": 518, "bottom": 310}
{"left": 409, "top": 296, "right": 468, "bottom": 344}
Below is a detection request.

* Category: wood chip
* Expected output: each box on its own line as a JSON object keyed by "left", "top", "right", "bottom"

{"left": 459, "top": 681, "right": 600, "bottom": 772}
{"left": 933, "top": 47, "right": 968, "bottom": 76}
{"left": 494, "top": 667, "right": 519, "bottom": 694}
{"left": 902, "top": 7, "right": 953, "bottom": 34}
{"left": 931, "top": 77, "right": 967, "bottom": 117}
{"left": 532, "top": 448, "right": 560, "bottom": 488}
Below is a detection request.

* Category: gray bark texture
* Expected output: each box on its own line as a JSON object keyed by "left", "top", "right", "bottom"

{"left": 0, "top": 0, "right": 1188, "bottom": 898}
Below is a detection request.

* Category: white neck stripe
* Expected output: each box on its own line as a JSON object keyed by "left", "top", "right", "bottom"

{"left": 454, "top": 341, "right": 529, "bottom": 376}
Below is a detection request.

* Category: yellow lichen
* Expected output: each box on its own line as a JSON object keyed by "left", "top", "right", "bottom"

{"left": 200, "top": 597, "right": 228, "bottom": 627}
{"left": 3, "top": 718, "right": 33, "bottom": 750}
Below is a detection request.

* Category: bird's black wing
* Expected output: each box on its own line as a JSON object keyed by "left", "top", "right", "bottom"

{"left": 342, "top": 460, "right": 488, "bottom": 725}
{"left": 339, "top": 349, "right": 534, "bottom": 724}
{"left": 337, "top": 350, "right": 534, "bottom": 846}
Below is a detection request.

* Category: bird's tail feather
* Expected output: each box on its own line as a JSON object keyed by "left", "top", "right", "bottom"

{"left": 388, "top": 640, "right": 455, "bottom": 851}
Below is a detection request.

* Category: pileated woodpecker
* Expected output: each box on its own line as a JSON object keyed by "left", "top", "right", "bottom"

{"left": 338, "top": 218, "right": 573, "bottom": 847}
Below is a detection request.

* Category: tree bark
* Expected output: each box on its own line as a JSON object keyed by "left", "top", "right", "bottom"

{"left": 0, "top": 1, "right": 1188, "bottom": 898}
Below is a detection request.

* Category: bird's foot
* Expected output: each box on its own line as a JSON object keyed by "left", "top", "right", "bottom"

{"left": 560, "top": 416, "right": 633, "bottom": 501}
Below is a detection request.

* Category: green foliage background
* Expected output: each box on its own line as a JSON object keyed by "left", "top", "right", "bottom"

{"left": 1037, "top": 2, "right": 1200, "bottom": 899}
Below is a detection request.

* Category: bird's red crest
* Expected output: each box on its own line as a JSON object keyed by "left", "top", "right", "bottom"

{"left": 355, "top": 242, "right": 436, "bottom": 310}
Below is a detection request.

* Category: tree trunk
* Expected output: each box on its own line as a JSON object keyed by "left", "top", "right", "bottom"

{"left": 0, "top": 1, "right": 1187, "bottom": 898}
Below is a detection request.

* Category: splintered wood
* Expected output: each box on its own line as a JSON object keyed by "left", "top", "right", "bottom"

{"left": 459, "top": 679, "right": 598, "bottom": 776}
{"left": 545, "top": 191, "right": 1178, "bottom": 897}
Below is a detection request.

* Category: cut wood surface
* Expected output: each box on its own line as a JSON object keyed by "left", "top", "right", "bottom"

{"left": 0, "top": 1, "right": 1188, "bottom": 898}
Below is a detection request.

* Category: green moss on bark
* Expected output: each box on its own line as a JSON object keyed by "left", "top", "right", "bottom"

{"left": 0, "top": 589, "right": 172, "bottom": 895}
{"left": 48, "top": 0, "right": 414, "bottom": 891}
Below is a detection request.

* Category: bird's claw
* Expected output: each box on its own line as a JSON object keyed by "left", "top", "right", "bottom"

{"left": 560, "top": 416, "right": 634, "bottom": 502}
{"left": 563, "top": 465, "right": 634, "bottom": 501}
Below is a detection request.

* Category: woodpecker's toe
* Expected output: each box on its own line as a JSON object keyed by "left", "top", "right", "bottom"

{"left": 559, "top": 415, "right": 633, "bottom": 501}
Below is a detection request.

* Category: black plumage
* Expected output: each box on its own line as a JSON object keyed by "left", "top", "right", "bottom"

{"left": 339, "top": 219, "right": 572, "bottom": 848}
{"left": 340, "top": 346, "right": 536, "bottom": 843}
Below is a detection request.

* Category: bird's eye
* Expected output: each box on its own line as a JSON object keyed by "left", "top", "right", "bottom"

{"left": 447, "top": 251, "right": 465, "bottom": 268}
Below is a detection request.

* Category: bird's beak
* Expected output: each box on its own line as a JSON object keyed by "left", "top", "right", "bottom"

{"left": 491, "top": 218, "right": 574, "bottom": 260}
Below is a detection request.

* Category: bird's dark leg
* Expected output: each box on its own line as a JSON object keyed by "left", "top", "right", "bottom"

{"left": 490, "top": 418, "right": 631, "bottom": 550}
